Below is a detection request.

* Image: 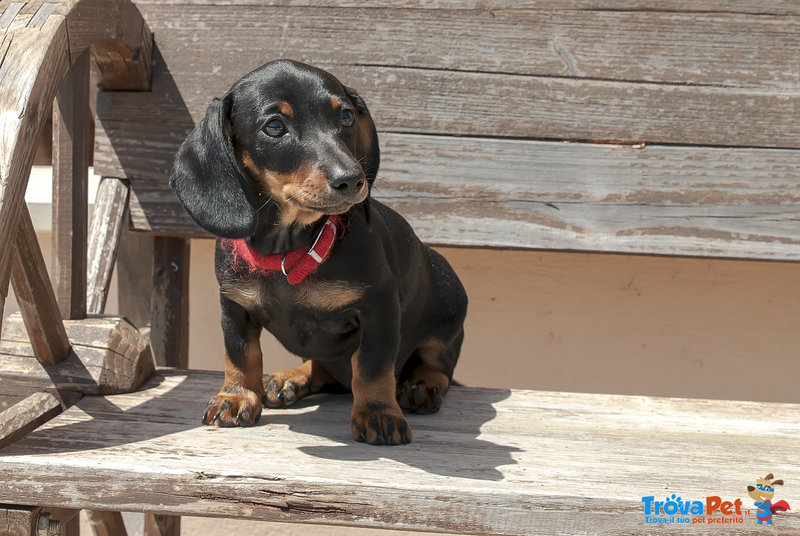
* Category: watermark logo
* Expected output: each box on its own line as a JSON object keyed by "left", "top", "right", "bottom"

{"left": 641, "top": 494, "right": 746, "bottom": 525}
{"left": 746, "top": 473, "right": 790, "bottom": 526}
{"left": 640, "top": 473, "right": 791, "bottom": 527}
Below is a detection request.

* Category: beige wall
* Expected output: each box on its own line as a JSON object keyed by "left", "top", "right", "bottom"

{"left": 185, "top": 240, "right": 800, "bottom": 404}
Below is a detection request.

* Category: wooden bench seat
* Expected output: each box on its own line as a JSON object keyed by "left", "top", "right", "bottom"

{"left": 3, "top": 369, "right": 799, "bottom": 535}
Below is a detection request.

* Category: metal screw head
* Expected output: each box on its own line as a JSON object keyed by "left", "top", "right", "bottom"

{"left": 36, "top": 513, "right": 60, "bottom": 536}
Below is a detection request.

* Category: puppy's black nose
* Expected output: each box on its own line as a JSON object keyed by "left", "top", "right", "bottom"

{"left": 330, "top": 169, "right": 365, "bottom": 194}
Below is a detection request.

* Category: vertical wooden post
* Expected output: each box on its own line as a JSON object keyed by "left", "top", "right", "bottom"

{"left": 145, "top": 238, "right": 190, "bottom": 535}
{"left": 52, "top": 49, "right": 91, "bottom": 320}
{"left": 150, "top": 237, "right": 190, "bottom": 369}
{"left": 11, "top": 206, "right": 71, "bottom": 366}
{"left": 116, "top": 225, "right": 154, "bottom": 329}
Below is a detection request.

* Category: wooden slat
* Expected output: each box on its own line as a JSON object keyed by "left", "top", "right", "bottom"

{"left": 0, "top": 370, "right": 799, "bottom": 534}
{"left": 150, "top": 237, "right": 190, "bottom": 368}
{"left": 128, "top": 0, "right": 800, "bottom": 16}
{"left": 95, "top": 6, "right": 800, "bottom": 149}
{"left": 101, "top": 134, "right": 800, "bottom": 261}
{"left": 134, "top": 5, "right": 800, "bottom": 90}
{"left": 86, "top": 177, "right": 130, "bottom": 315}
{"left": 52, "top": 49, "right": 91, "bottom": 320}
{"left": 11, "top": 205, "right": 71, "bottom": 366}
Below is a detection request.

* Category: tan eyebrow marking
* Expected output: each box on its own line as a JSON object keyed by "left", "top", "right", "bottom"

{"left": 330, "top": 95, "right": 341, "bottom": 110}
{"left": 278, "top": 101, "right": 294, "bottom": 117}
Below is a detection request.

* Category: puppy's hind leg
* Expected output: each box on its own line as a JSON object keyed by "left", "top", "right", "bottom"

{"left": 397, "top": 329, "right": 463, "bottom": 414}
{"left": 263, "top": 359, "right": 337, "bottom": 408}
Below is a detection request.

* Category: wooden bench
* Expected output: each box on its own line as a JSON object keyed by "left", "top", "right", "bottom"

{"left": 1, "top": 1, "right": 799, "bottom": 535}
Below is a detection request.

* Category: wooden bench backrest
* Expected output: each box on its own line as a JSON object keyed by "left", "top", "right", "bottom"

{"left": 94, "top": 1, "right": 800, "bottom": 261}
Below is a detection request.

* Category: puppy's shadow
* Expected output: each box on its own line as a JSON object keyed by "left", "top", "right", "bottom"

{"left": 266, "top": 387, "right": 521, "bottom": 482}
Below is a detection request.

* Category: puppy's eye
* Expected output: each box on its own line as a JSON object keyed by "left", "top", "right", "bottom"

{"left": 263, "top": 119, "right": 286, "bottom": 138}
{"left": 340, "top": 109, "right": 355, "bottom": 127}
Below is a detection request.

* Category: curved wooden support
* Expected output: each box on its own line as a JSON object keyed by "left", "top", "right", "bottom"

{"left": 0, "top": 0, "right": 152, "bottom": 356}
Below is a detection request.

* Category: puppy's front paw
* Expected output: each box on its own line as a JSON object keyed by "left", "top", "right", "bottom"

{"left": 350, "top": 403, "right": 412, "bottom": 445}
{"left": 202, "top": 387, "right": 262, "bottom": 427}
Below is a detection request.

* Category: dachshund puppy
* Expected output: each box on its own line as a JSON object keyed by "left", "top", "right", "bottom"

{"left": 170, "top": 60, "right": 467, "bottom": 445}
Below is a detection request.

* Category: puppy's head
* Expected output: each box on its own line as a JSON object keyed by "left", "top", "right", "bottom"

{"left": 170, "top": 60, "right": 380, "bottom": 237}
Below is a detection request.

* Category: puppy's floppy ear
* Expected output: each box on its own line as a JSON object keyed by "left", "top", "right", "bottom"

{"left": 344, "top": 86, "right": 380, "bottom": 185}
{"left": 169, "top": 94, "right": 257, "bottom": 238}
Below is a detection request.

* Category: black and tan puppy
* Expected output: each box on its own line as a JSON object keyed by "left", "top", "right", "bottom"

{"left": 170, "top": 60, "right": 467, "bottom": 445}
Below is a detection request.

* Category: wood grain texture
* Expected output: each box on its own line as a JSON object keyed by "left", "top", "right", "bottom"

{"left": 1, "top": 312, "right": 155, "bottom": 396}
{"left": 126, "top": 0, "right": 800, "bottom": 17}
{"left": 11, "top": 206, "right": 71, "bottom": 366}
{"left": 0, "top": 370, "right": 798, "bottom": 534}
{"left": 100, "top": 133, "right": 800, "bottom": 261}
{"left": 132, "top": 4, "right": 800, "bottom": 90}
{"left": 52, "top": 49, "right": 91, "bottom": 320}
{"left": 116, "top": 226, "right": 153, "bottom": 328}
{"left": 94, "top": 59, "right": 800, "bottom": 151}
{"left": 150, "top": 237, "right": 190, "bottom": 368}
{"left": 86, "top": 177, "right": 129, "bottom": 315}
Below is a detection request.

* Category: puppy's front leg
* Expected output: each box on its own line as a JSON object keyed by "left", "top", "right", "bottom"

{"left": 203, "top": 296, "right": 265, "bottom": 426}
{"left": 350, "top": 304, "right": 411, "bottom": 445}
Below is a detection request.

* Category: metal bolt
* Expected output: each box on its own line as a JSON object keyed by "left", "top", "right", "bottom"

{"left": 36, "top": 513, "right": 60, "bottom": 536}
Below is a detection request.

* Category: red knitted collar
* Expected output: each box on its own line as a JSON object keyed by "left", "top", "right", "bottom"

{"left": 222, "top": 215, "right": 345, "bottom": 285}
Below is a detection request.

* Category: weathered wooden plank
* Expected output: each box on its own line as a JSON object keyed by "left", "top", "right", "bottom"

{"left": 134, "top": 5, "right": 800, "bottom": 90}
{"left": 150, "top": 238, "right": 190, "bottom": 368}
{"left": 95, "top": 8, "right": 800, "bottom": 148}
{"left": 101, "top": 134, "right": 800, "bottom": 261}
{"left": 128, "top": 0, "right": 800, "bottom": 16}
{"left": 52, "top": 49, "right": 91, "bottom": 320}
{"left": 86, "top": 177, "right": 129, "bottom": 315}
{"left": 0, "top": 392, "right": 61, "bottom": 449}
{"left": 0, "top": 370, "right": 798, "bottom": 534}
{"left": 11, "top": 205, "right": 71, "bottom": 366}
{"left": 1, "top": 313, "right": 155, "bottom": 396}
{"left": 86, "top": 510, "right": 128, "bottom": 536}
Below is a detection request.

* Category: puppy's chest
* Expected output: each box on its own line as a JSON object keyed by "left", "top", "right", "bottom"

{"left": 220, "top": 275, "right": 366, "bottom": 337}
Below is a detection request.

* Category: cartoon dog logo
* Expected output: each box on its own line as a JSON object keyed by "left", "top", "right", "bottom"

{"left": 747, "top": 473, "right": 790, "bottom": 525}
